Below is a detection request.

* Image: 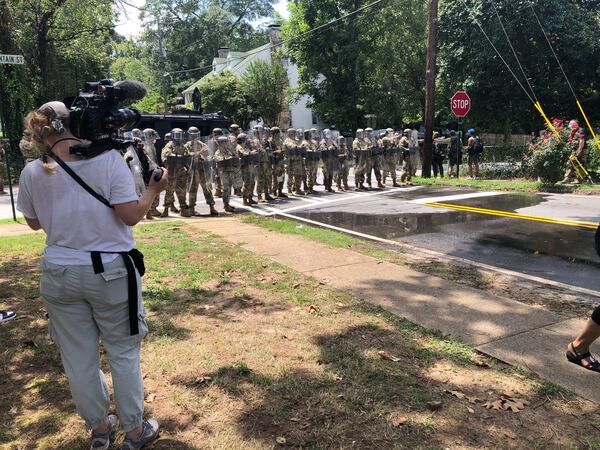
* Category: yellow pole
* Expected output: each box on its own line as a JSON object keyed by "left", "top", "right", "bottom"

{"left": 576, "top": 100, "right": 600, "bottom": 151}
{"left": 535, "top": 101, "right": 560, "bottom": 141}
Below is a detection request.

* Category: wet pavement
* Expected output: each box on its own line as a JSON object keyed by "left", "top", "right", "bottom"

{"left": 236, "top": 183, "right": 600, "bottom": 293}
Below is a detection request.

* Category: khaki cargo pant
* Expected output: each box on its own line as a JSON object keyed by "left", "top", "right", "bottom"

{"left": 40, "top": 257, "right": 148, "bottom": 432}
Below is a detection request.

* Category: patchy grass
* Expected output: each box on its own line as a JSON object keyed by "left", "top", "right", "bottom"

{"left": 1, "top": 222, "right": 599, "bottom": 449}
{"left": 412, "top": 176, "right": 600, "bottom": 195}
{"left": 0, "top": 216, "right": 25, "bottom": 225}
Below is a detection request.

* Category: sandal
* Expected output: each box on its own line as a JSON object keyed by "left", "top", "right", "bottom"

{"left": 566, "top": 342, "right": 600, "bottom": 373}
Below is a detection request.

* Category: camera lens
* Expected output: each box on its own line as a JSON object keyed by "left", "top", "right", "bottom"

{"left": 107, "top": 108, "right": 140, "bottom": 131}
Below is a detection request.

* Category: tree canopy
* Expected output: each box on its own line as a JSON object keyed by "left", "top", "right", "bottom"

{"left": 241, "top": 60, "right": 289, "bottom": 127}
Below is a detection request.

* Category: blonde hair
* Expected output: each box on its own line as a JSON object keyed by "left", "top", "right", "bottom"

{"left": 23, "top": 106, "right": 69, "bottom": 173}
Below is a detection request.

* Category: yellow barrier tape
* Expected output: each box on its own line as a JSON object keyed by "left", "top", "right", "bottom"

{"left": 577, "top": 100, "right": 600, "bottom": 151}
{"left": 427, "top": 202, "right": 598, "bottom": 230}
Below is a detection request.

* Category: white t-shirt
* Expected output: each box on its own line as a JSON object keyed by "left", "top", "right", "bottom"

{"left": 17, "top": 150, "right": 139, "bottom": 265}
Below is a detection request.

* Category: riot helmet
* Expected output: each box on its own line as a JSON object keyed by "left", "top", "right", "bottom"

{"left": 143, "top": 128, "right": 160, "bottom": 142}
{"left": 310, "top": 128, "right": 319, "bottom": 140}
{"left": 165, "top": 133, "right": 171, "bottom": 142}
{"left": 323, "top": 129, "right": 332, "bottom": 140}
{"left": 365, "top": 128, "right": 374, "bottom": 138}
{"left": 188, "top": 126, "right": 201, "bottom": 140}
{"left": 296, "top": 128, "right": 304, "bottom": 140}
{"left": 132, "top": 128, "right": 143, "bottom": 139}
{"left": 212, "top": 128, "right": 223, "bottom": 137}
{"left": 217, "top": 136, "right": 229, "bottom": 146}
{"left": 230, "top": 124, "right": 240, "bottom": 135}
{"left": 237, "top": 133, "right": 247, "bottom": 144}
{"left": 123, "top": 131, "right": 134, "bottom": 140}
{"left": 270, "top": 126, "right": 281, "bottom": 137}
{"left": 337, "top": 136, "right": 346, "bottom": 148}
{"left": 304, "top": 130, "right": 311, "bottom": 140}
{"left": 171, "top": 128, "right": 185, "bottom": 142}
{"left": 356, "top": 129, "right": 365, "bottom": 139}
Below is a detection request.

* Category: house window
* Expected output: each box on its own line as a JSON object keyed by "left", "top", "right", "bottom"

{"left": 312, "top": 112, "right": 318, "bottom": 125}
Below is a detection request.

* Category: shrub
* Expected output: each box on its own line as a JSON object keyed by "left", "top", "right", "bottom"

{"left": 527, "top": 132, "right": 571, "bottom": 183}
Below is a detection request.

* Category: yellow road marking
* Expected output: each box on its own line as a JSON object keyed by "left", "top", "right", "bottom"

{"left": 427, "top": 202, "right": 598, "bottom": 230}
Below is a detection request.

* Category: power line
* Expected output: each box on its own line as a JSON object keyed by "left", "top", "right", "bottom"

{"left": 166, "top": 0, "right": 389, "bottom": 76}
{"left": 489, "top": 0, "right": 538, "bottom": 102}
{"left": 457, "top": 0, "right": 536, "bottom": 105}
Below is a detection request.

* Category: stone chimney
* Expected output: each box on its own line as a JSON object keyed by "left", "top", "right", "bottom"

{"left": 267, "top": 24, "right": 282, "bottom": 48}
{"left": 217, "top": 47, "right": 229, "bottom": 59}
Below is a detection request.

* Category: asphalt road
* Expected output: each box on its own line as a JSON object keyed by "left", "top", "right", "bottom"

{"left": 229, "top": 182, "right": 600, "bottom": 294}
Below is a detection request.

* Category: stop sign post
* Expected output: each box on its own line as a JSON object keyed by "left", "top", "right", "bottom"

{"left": 451, "top": 91, "right": 470, "bottom": 179}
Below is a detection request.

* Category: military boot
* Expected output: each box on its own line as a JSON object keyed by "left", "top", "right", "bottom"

{"left": 209, "top": 205, "right": 219, "bottom": 216}
{"left": 376, "top": 173, "right": 384, "bottom": 189}
{"left": 243, "top": 197, "right": 250, "bottom": 206}
{"left": 145, "top": 212, "right": 154, "bottom": 220}
{"left": 180, "top": 207, "right": 191, "bottom": 218}
{"left": 224, "top": 203, "right": 235, "bottom": 213}
{"left": 171, "top": 205, "right": 180, "bottom": 214}
{"left": 257, "top": 193, "right": 265, "bottom": 203}
{"left": 160, "top": 207, "right": 170, "bottom": 218}
{"left": 277, "top": 183, "right": 288, "bottom": 198}
{"left": 393, "top": 179, "right": 400, "bottom": 187}
{"left": 249, "top": 196, "right": 258, "bottom": 205}
{"left": 265, "top": 193, "right": 275, "bottom": 201}
{"left": 215, "top": 189, "right": 222, "bottom": 198}
{"left": 150, "top": 207, "right": 161, "bottom": 217}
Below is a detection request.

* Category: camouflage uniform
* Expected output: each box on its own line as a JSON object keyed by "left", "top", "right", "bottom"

{"left": 19, "top": 131, "right": 39, "bottom": 164}
{"left": 366, "top": 128, "right": 384, "bottom": 188}
{"left": 228, "top": 125, "right": 244, "bottom": 196}
{"left": 161, "top": 129, "right": 190, "bottom": 217}
{"left": 143, "top": 128, "right": 161, "bottom": 217}
{"left": 215, "top": 136, "right": 240, "bottom": 212}
{"left": 185, "top": 129, "right": 218, "bottom": 216}
{"left": 303, "top": 130, "right": 319, "bottom": 194}
{"left": 254, "top": 126, "right": 274, "bottom": 202}
{"left": 335, "top": 136, "right": 351, "bottom": 191}
{"left": 284, "top": 129, "right": 305, "bottom": 195}
{"left": 319, "top": 129, "right": 338, "bottom": 192}
{"left": 237, "top": 133, "right": 258, "bottom": 205}
{"left": 399, "top": 130, "right": 413, "bottom": 184}
{"left": 353, "top": 129, "right": 369, "bottom": 190}
{"left": 270, "top": 128, "right": 288, "bottom": 198}
{"left": 381, "top": 128, "right": 400, "bottom": 186}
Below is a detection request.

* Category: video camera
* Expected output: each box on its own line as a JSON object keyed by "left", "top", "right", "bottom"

{"left": 65, "top": 79, "right": 146, "bottom": 158}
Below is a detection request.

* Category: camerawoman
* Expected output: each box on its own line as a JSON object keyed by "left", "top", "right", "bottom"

{"left": 16, "top": 80, "right": 168, "bottom": 450}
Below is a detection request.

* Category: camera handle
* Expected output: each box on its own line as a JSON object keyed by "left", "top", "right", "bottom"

{"left": 153, "top": 167, "right": 164, "bottom": 182}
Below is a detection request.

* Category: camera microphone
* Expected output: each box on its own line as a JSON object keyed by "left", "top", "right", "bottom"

{"left": 114, "top": 80, "right": 147, "bottom": 102}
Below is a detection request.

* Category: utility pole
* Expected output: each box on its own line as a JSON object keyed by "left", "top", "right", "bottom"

{"left": 422, "top": 0, "right": 438, "bottom": 178}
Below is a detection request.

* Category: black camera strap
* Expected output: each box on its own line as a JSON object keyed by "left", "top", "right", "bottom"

{"left": 48, "top": 143, "right": 145, "bottom": 336}
{"left": 47, "top": 148, "right": 114, "bottom": 209}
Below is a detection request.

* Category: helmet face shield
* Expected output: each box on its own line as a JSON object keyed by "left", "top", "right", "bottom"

{"left": 296, "top": 128, "right": 304, "bottom": 140}
{"left": 171, "top": 130, "right": 185, "bottom": 142}
{"left": 356, "top": 129, "right": 364, "bottom": 139}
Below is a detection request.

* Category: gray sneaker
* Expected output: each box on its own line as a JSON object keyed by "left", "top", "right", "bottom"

{"left": 121, "top": 418, "right": 159, "bottom": 450}
{"left": 90, "top": 414, "right": 119, "bottom": 450}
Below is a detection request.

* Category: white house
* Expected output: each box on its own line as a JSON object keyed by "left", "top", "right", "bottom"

{"left": 182, "top": 24, "right": 327, "bottom": 130}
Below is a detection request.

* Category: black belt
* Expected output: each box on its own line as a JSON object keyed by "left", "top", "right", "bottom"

{"left": 91, "top": 249, "right": 146, "bottom": 336}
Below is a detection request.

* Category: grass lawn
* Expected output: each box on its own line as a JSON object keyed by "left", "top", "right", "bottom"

{"left": 411, "top": 176, "right": 600, "bottom": 194}
{"left": 1, "top": 222, "right": 599, "bottom": 449}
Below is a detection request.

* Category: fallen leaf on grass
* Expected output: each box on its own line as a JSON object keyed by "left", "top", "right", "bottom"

{"left": 446, "top": 390, "right": 466, "bottom": 399}
{"left": 467, "top": 396, "right": 483, "bottom": 404}
{"left": 293, "top": 283, "right": 300, "bottom": 289}
{"left": 390, "top": 415, "right": 408, "bottom": 427}
{"left": 146, "top": 393, "right": 156, "bottom": 403}
{"left": 426, "top": 401, "right": 443, "bottom": 411}
{"left": 319, "top": 279, "right": 327, "bottom": 285}
{"left": 502, "top": 398, "right": 529, "bottom": 412}
{"left": 276, "top": 436, "right": 286, "bottom": 444}
{"left": 289, "top": 417, "right": 300, "bottom": 422}
{"left": 308, "top": 304, "right": 319, "bottom": 313}
{"left": 333, "top": 374, "right": 343, "bottom": 381}
{"left": 472, "top": 357, "right": 490, "bottom": 368}
{"left": 202, "top": 305, "right": 215, "bottom": 310}
{"left": 483, "top": 400, "right": 504, "bottom": 410}
{"left": 194, "top": 376, "right": 212, "bottom": 384}
{"left": 378, "top": 351, "right": 401, "bottom": 362}
{"left": 467, "top": 407, "right": 475, "bottom": 414}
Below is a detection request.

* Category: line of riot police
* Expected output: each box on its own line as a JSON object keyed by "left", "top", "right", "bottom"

{"left": 119, "top": 125, "right": 421, "bottom": 218}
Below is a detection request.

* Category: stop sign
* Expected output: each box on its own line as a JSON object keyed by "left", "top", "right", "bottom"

{"left": 451, "top": 91, "right": 471, "bottom": 117}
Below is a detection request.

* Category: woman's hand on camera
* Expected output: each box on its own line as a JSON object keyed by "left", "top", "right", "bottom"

{"left": 149, "top": 168, "right": 168, "bottom": 192}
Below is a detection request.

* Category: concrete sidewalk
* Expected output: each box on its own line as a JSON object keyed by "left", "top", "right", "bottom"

{"left": 191, "top": 217, "right": 600, "bottom": 403}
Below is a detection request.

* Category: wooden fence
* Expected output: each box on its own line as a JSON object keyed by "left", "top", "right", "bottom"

{"left": 479, "top": 133, "right": 531, "bottom": 147}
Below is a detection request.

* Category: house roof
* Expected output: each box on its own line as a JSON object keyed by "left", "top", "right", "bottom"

{"left": 183, "top": 43, "right": 272, "bottom": 94}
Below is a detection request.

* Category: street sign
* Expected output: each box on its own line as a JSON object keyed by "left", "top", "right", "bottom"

{"left": 451, "top": 91, "right": 471, "bottom": 117}
{"left": 0, "top": 54, "right": 24, "bottom": 65}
